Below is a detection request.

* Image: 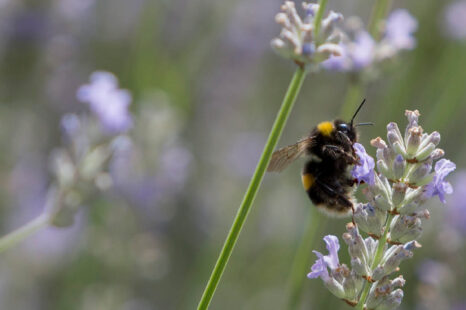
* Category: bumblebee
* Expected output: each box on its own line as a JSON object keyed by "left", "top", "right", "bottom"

{"left": 267, "top": 100, "right": 371, "bottom": 216}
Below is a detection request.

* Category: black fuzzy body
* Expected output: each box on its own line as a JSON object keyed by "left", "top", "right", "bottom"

{"left": 302, "top": 119, "right": 358, "bottom": 216}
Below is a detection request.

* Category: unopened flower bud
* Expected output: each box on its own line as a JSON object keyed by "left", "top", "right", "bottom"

{"left": 372, "top": 194, "right": 392, "bottom": 211}
{"left": 407, "top": 162, "right": 432, "bottom": 185}
{"left": 393, "top": 155, "right": 405, "bottom": 179}
{"left": 392, "top": 141, "right": 408, "bottom": 158}
{"left": 430, "top": 148, "right": 444, "bottom": 160}
{"left": 342, "top": 271, "right": 364, "bottom": 301}
{"left": 353, "top": 203, "right": 386, "bottom": 235}
{"left": 392, "top": 182, "right": 407, "bottom": 208}
{"left": 406, "top": 126, "right": 423, "bottom": 155}
{"left": 375, "top": 289, "right": 404, "bottom": 310}
{"left": 387, "top": 122, "right": 403, "bottom": 146}
{"left": 415, "top": 142, "right": 435, "bottom": 162}
{"left": 389, "top": 215, "right": 423, "bottom": 243}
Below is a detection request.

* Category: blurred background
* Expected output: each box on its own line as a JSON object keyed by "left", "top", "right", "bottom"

{"left": 0, "top": 0, "right": 465, "bottom": 309}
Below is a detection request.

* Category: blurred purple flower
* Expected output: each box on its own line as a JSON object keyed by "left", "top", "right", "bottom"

{"left": 308, "top": 235, "right": 340, "bottom": 280}
{"left": 385, "top": 9, "right": 418, "bottom": 50}
{"left": 322, "top": 31, "right": 375, "bottom": 72}
{"left": 352, "top": 143, "right": 375, "bottom": 186}
{"left": 445, "top": 172, "right": 466, "bottom": 234}
{"left": 424, "top": 159, "right": 455, "bottom": 203}
{"left": 77, "top": 71, "right": 133, "bottom": 134}
{"left": 444, "top": 1, "right": 466, "bottom": 40}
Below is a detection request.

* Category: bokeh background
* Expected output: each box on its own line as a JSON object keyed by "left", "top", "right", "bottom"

{"left": 0, "top": 0, "right": 465, "bottom": 309}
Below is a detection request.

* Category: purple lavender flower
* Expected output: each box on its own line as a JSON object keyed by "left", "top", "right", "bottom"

{"left": 307, "top": 251, "right": 330, "bottom": 281}
{"left": 308, "top": 235, "right": 340, "bottom": 279}
{"left": 424, "top": 159, "right": 455, "bottom": 203}
{"left": 445, "top": 172, "right": 466, "bottom": 234}
{"left": 444, "top": 1, "right": 466, "bottom": 40}
{"left": 384, "top": 9, "right": 418, "bottom": 50}
{"left": 352, "top": 143, "right": 375, "bottom": 186}
{"left": 322, "top": 30, "right": 375, "bottom": 72}
{"left": 77, "top": 71, "right": 133, "bottom": 134}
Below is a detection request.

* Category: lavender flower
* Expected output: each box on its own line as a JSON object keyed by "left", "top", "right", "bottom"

{"left": 271, "top": 2, "right": 344, "bottom": 66}
{"left": 309, "top": 110, "right": 454, "bottom": 309}
{"left": 445, "top": 172, "right": 466, "bottom": 234}
{"left": 444, "top": 0, "right": 466, "bottom": 40}
{"left": 384, "top": 9, "right": 418, "bottom": 50}
{"left": 424, "top": 159, "right": 455, "bottom": 203}
{"left": 322, "top": 10, "right": 418, "bottom": 72}
{"left": 322, "top": 30, "right": 375, "bottom": 71}
{"left": 352, "top": 143, "right": 375, "bottom": 186}
{"left": 77, "top": 71, "right": 133, "bottom": 133}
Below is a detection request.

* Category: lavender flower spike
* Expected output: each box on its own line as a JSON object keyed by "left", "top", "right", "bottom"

{"left": 77, "top": 71, "right": 133, "bottom": 134}
{"left": 352, "top": 143, "right": 375, "bottom": 186}
{"left": 309, "top": 110, "right": 455, "bottom": 309}
{"left": 271, "top": 1, "right": 344, "bottom": 66}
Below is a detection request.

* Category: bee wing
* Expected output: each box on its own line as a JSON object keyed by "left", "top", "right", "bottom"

{"left": 267, "top": 137, "right": 311, "bottom": 172}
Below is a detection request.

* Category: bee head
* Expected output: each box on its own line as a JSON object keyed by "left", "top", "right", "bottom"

{"left": 334, "top": 120, "right": 357, "bottom": 142}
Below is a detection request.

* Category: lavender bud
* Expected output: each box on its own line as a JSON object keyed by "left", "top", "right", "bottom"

{"left": 393, "top": 155, "right": 406, "bottom": 180}
{"left": 406, "top": 126, "right": 423, "bottom": 155}
{"left": 353, "top": 203, "right": 386, "bottom": 236}
{"left": 342, "top": 271, "right": 364, "bottom": 301}
{"left": 321, "top": 11, "right": 343, "bottom": 38}
{"left": 387, "top": 122, "right": 403, "bottom": 146}
{"left": 407, "top": 162, "right": 432, "bottom": 185}
{"left": 366, "top": 277, "right": 405, "bottom": 310}
{"left": 372, "top": 194, "right": 392, "bottom": 211}
{"left": 398, "top": 201, "right": 422, "bottom": 215}
{"left": 420, "top": 131, "right": 441, "bottom": 149}
{"left": 414, "top": 142, "right": 436, "bottom": 161}
{"left": 377, "top": 159, "right": 392, "bottom": 179}
{"left": 375, "top": 289, "right": 404, "bottom": 310}
{"left": 392, "top": 141, "right": 408, "bottom": 158}
{"left": 343, "top": 223, "right": 369, "bottom": 262}
{"left": 350, "top": 257, "right": 369, "bottom": 276}
{"left": 392, "top": 182, "right": 407, "bottom": 208}
{"left": 430, "top": 148, "right": 444, "bottom": 160}
{"left": 373, "top": 245, "right": 413, "bottom": 280}
{"left": 403, "top": 187, "right": 423, "bottom": 206}
{"left": 389, "top": 215, "right": 423, "bottom": 243}
{"left": 324, "top": 277, "right": 346, "bottom": 299}
{"left": 405, "top": 110, "right": 420, "bottom": 136}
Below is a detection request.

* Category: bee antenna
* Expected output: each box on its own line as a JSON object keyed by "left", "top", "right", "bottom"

{"left": 350, "top": 99, "right": 367, "bottom": 126}
{"left": 355, "top": 122, "right": 374, "bottom": 127}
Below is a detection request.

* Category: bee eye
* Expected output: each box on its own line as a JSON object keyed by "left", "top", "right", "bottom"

{"left": 337, "top": 123, "right": 349, "bottom": 132}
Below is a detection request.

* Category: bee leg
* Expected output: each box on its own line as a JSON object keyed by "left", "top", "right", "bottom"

{"left": 323, "top": 145, "right": 358, "bottom": 164}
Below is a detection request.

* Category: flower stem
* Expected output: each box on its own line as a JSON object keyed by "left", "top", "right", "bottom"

{"left": 314, "top": 0, "right": 329, "bottom": 41}
{"left": 287, "top": 208, "right": 326, "bottom": 310}
{"left": 0, "top": 214, "right": 49, "bottom": 254}
{"left": 339, "top": 75, "right": 363, "bottom": 120}
{"left": 368, "top": 0, "right": 393, "bottom": 39}
{"left": 355, "top": 213, "right": 395, "bottom": 310}
{"left": 197, "top": 67, "right": 307, "bottom": 310}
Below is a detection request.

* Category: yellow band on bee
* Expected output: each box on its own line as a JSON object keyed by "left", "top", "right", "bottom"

{"left": 301, "top": 173, "right": 315, "bottom": 190}
{"left": 317, "top": 121, "right": 334, "bottom": 137}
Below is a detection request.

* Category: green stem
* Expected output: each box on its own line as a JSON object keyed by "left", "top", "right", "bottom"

{"left": 313, "top": 0, "right": 329, "bottom": 41}
{"left": 355, "top": 213, "right": 395, "bottom": 310}
{"left": 197, "top": 67, "right": 307, "bottom": 310}
{"left": 339, "top": 76, "right": 363, "bottom": 119}
{"left": 0, "top": 215, "right": 49, "bottom": 254}
{"left": 287, "top": 208, "right": 325, "bottom": 310}
{"left": 368, "top": 0, "right": 392, "bottom": 40}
